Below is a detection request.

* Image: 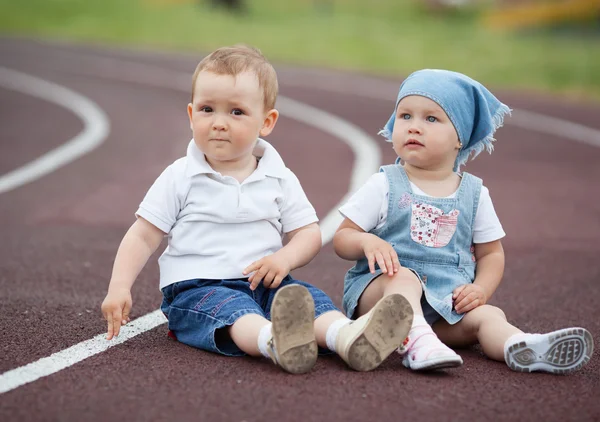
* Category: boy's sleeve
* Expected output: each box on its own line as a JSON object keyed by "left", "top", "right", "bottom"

{"left": 339, "top": 173, "right": 387, "bottom": 232}
{"left": 135, "top": 164, "right": 183, "bottom": 234}
{"left": 279, "top": 169, "right": 318, "bottom": 233}
{"left": 472, "top": 186, "right": 506, "bottom": 244}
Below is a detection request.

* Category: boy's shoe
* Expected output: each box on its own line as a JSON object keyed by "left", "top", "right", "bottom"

{"left": 399, "top": 329, "right": 463, "bottom": 371}
{"left": 267, "top": 284, "right": 318, "bottom": 374}
{"left": 504, "top": 327, "right": 594, "bottom": 374}
{"left": 336, "top": 294, "right": 413, "bottom": 372}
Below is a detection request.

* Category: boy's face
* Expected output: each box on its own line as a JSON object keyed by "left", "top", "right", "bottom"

{"left": 187, "top": 70, "right": 278, "bottom": 169}
{"left": 391, "top": 95, "right": 460, "bottom": 170}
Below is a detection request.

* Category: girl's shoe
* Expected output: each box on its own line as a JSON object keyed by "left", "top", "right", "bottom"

{"left": 399, "top": 325, "right": 463, "bottom": 370}
{"left": 267, "top": 284, "right": 318, "bottom": 374}
{"left": 336, "top": 294, "right": 414, "bottom": 371}
{"left": 504, "top": 327, "right": 594, "bottom": 374}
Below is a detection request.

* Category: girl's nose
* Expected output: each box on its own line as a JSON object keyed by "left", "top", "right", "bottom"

{"left": 408, "top": 124, "right": 422, "bottom": 134}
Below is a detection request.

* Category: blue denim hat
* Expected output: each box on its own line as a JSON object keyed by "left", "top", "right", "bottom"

{"left": 379, "top": 69, "right": 511, "bottom": 170}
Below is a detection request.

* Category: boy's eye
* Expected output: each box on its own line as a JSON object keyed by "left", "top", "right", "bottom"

{"left": 199, "top": 106, "right": 212, "bottom": 113}
{"left": 426, "top": 116, "right": 437, "bottom": 123}
{"left": 400, "top": 113, "right": 411, "bottom": 120}
{"left": 231, "top": 108, "right": 244, "bottom": 116}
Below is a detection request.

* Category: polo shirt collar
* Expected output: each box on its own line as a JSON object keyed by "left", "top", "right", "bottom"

{"left": 184, "top": 138, "right": 288, "bottom": 179}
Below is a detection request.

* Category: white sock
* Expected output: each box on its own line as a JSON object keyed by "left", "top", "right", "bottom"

{"left": 325, "top": 318, "right": 351, "bottom": 352}
{"left": 411, "top": 314, "right": 428, "bottom": 329}
{"left": 257, "top": 323, "right": 273, "bottom": 359}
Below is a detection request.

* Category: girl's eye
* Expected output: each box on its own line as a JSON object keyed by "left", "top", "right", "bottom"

{"left": 400, "top": 113, "right": 411, "bottom": 120}
{"left": 199, "top": 106, "right": 212, "bottom": 113}
{"left": 426, "top": 116, "right": 437, "bottom": 123}
{"left": 231, "top": 108, "right": 244, "bottom": 116}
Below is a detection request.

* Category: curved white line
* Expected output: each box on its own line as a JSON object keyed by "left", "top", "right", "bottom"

{"left": 18, "top": 55, "right": 381, "bottom": 242}
{"left": 0, "top": 57, "right": 380, "bottom": 395}
{"left": 276, "top": 97, "right": 381, "bottom": 244}
{"left": 0, "top": 67, "right": 110, "bottom": 194}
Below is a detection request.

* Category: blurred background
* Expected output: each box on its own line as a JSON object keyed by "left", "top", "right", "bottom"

{"left": 1, "top": 0, "right": 598, "bottom": 99}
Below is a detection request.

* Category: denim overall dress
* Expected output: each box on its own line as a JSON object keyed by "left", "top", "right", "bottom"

{"left": 343, "top": 165, "right": 482, "bottom": 325}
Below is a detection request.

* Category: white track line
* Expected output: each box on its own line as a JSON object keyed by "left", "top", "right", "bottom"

{"left": 0, "top": 58, "right": 380, "bottom": 395}
{"left": 0, "top": 311, "right": 166, "bottom": 394}
{"left": 0, "top": 66, "right": 110, "bottom": 194}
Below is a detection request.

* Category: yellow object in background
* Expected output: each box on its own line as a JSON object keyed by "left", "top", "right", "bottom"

{"left": 484, "top": 0, "right": 600, "bottom": 30}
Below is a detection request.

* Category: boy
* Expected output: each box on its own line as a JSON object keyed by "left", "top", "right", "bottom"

{"left": 101, "top": 45, "right": 413, "bottom": 374}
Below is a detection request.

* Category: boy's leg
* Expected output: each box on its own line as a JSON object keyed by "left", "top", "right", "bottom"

{"left": 164, "top": 280, "right": 266, "bottom": 357}
{"left": 287, "top": 278, "right": 413, "bottom": 371}
{"left": 267, "top": 284, "right": 318, "bottom": 374}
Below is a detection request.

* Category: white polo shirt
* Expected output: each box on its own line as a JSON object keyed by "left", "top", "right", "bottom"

{"left": 136, "top": 139, "right": 318, "bottom": 289}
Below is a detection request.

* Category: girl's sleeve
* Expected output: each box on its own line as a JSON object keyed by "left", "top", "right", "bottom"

{"left": 135, "top": 164, "right": 183, "bottom": 234}
{"left": 338, "top": 173, "right": 387, "bottom": 232}
{"left": 473, "top": 186, "right": 506, "bottom": 243}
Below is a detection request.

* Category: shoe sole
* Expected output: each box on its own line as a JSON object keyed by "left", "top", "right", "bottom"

{"left": 346, "top": 294, "right": 414, "bottom": 372}
{"left": 406, "top": 355, "right": 463, "bottom": 371}
{"left": 271, "top": 284, "right": 318, "bottom": 374}
{"left": 505, "top": 327, "right": 594, "bottom": 374}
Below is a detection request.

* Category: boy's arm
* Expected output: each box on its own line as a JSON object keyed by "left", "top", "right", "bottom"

{"left": 101, "top": 217, "right": 165, "bottom": 339}
{"left": 453, "top": 240, "right": 505, "bottom": 314}
{"left": 243, "top": 222, "right": 321, "bottom": 290}
{"left": 279, "top": 222, "right": 322, "bottom": 270}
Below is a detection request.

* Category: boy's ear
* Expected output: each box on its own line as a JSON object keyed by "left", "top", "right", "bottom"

{"left": 259, "top": 109, "right": 279, "bottom": 137}
{"left": 187, "top": 103, "right": 194, "bottom": 130}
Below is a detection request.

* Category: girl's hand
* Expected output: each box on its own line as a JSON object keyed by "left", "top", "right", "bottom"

{"left": 361, "top": 234, "right": 399, "bottom": 276}
{"left": 101, "top": 286, "right": 132, "bottom": 340}
{"left": 452, "top": 284, "right": 487, "bottom": 314}
{"left": 243, "top": 253, "right": 291, "bottom": 291}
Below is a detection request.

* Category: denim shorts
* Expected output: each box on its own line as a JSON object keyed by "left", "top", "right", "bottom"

{"left": 161, "top": 275, "right": 339, "bottom": 356}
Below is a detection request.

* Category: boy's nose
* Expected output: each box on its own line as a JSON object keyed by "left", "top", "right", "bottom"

{"left": 212, "top": 116, "right": 227, "bottom": 131}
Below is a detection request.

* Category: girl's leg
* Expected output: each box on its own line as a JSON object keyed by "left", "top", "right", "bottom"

{"left": 356, "top": 268, "right": 425, "bottom": 317}
{"left": 434, "top": 305, "right": 594, "bottom": 374}
{"left": 356, "top": 269, "right": 462, "bottom": 370}
{"left": 433, "top": 304, "right": 521, "bottom": 361}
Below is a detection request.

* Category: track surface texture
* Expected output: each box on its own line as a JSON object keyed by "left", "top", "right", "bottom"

{"left": 0, "top": 38, "right": 599, "bottom": 422}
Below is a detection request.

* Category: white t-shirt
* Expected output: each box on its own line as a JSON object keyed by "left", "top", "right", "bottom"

{"left": 136, "top": 139, "right": 318, "bottom": 289}
{"left": 339, "top": 172, "right": 505, "bottom": 244}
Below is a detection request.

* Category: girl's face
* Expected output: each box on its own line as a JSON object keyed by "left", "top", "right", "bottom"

{"left": 391, "top": 95, "right": 461, "bottom": 171}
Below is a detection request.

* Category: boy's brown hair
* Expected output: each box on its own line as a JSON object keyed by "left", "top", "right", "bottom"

{"left": 191, "top": 45, "right": 278, "bottom": 110}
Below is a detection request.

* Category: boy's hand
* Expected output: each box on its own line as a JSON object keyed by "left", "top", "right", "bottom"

{"left": 452, "top": 284, "right": 487, "bottom": 314}
{"left": 243, "top": 253, "right": 291, "bottom": 291}
{"left": 101, "top": 286, "right": 132, "bottom": 340}
{"left": 361, "top": 235, "right": 399, "bottom": 276}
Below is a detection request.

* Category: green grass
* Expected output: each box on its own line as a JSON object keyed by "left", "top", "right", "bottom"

{"left": 1, "top": 0, "right": 598, "bottom": 99}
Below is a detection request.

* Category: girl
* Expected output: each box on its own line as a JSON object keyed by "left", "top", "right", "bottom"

{"left": 333, "top": 69, "right": 594, "bottom": 373}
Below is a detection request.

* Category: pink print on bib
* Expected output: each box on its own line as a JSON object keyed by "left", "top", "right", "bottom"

{"left": 410, "top": 203, "right": 460, "bottom": 248}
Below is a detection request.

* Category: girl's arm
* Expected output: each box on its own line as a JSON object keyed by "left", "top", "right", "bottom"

{"left": 334, "top": 218, "right": 399, "bottom": 276}
{"left": 473, "top": 239, "right": 505, "bottom": 300}
{"left": 452, "top": 240, "right": 504, "bottom": 314}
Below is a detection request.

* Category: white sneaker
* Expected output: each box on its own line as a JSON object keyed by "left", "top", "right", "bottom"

{"left": 399, "top": 326, "right": 463, "bottom": 371}
{"left": 336, "top": 294, "right": 413, "bottom": 371}
{"left": 267, "top": 284, "right": 318, "bottom": 374}
{"left": 505, "top": 327, "right": 594, "bottom": 374}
